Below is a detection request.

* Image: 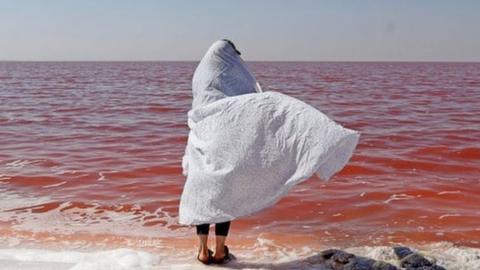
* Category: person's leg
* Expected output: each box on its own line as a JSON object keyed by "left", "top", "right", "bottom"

{"left": 196, "top": 224, "right": 210, "bottom": 262}
{"left": 214, "top": 221, "right": 231, "bottom": 259}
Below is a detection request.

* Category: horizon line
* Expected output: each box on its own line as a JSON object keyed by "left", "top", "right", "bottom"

{"left": 1, "top": 60, "right": 480, "bottom": 64}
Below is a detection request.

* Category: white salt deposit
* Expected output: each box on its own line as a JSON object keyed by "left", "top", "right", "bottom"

{"left": 0, "top": 248, "right": 158, "bottom": 270}
{"left": 0, "top": 242, "right": 479, "bottom": 270}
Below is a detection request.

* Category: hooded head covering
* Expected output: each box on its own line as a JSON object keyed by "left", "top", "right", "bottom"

{"left": 191, "top": 40, "right": 261, "bottom": 109}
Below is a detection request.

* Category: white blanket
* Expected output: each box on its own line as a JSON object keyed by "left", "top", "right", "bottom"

{"left": 179, "top": 40, "right": 359, "bottom": 225}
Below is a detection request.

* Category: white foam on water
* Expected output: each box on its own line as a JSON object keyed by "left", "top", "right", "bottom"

{"left": 1, "top": 187, "right": 479, "bottom": 269}
{"left": 0, "top": 188, "right": 189, "bottom": 238}
{"left": 439, "top": 213, "right": 462, "bottom": 219}
{"left": 97, "top": 170, "right": 118, "bottom": 181}
{"left": 438, "top": 190, "right": 462, "bottom": 195}
{"left": 0, "top": 187, "right": 54, "bottom": 212}
{"left": 383, "top": 193, "right": 416, "bottom": 204}
{"left": 4, "top": 159, "right": 43, "bottom": 169}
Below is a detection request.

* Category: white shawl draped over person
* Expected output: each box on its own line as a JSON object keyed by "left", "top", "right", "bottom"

{"left": 179, "top": 40, "right": 360, "bottom": 225}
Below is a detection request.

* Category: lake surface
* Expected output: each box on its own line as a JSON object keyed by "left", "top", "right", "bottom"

{"left": 1, "top": 62, "right": 479, "bottom": 257}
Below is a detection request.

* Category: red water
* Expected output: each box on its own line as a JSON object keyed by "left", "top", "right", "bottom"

{"left": 1, "top": 62, "right": 479, "bottom": 250}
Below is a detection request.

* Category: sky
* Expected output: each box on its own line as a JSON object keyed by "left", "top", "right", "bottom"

{"left": 1, "top": 0, "right": 479, "bottom": 61}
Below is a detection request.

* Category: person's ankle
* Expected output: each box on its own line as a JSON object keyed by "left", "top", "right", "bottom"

{"left": 199, "top": 246, "right": 209, "bottom": 253}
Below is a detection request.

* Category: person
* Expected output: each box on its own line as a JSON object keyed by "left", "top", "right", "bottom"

{"left": 180, "top": 39, "right": 258, "bottom": 265}
{"left": 178, "top": 39, "right": 359, "bottom": 266}
{"left": 192, "top": 41, "right": 236, "bottom": 265}
{"left": 195, "top": 221, "right": 231, "bottom": 264}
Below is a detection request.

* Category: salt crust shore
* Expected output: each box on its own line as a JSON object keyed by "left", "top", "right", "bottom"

{"left": 0, "top": 241, "right": 479, "bottom": 270}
